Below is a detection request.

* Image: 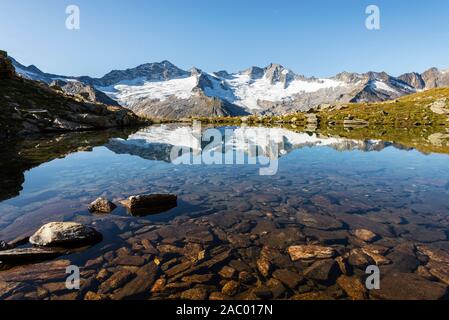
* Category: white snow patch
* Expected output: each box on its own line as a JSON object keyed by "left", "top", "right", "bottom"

{"left": 370, "top": 80, "right": 398, "bottom": 94}
{"left": 97, "top": 76, "right": 198, "bottom": 107}
{"left": 225, "top": 75, "right": 346, "bottom": 110}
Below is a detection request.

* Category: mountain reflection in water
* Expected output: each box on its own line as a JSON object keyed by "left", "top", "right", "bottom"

{"left": 105, "top": 124, "right": 407, "bottom": 164}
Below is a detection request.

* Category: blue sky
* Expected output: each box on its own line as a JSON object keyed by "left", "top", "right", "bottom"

{"left": 1, "top": 0, "right": 448, "bottom": 77}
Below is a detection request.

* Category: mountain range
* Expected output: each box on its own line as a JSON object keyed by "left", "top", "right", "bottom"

{"left": 10, "top": 56, "right": 449, "bottom": 120}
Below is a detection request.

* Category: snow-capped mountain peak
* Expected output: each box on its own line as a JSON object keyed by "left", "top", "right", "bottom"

{"left": 9, "top": 55, "right": 449, "bottom": 119}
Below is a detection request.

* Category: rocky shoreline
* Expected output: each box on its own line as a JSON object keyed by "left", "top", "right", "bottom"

{"left": 1, "top": 190, "right": 448, "bottom": 300}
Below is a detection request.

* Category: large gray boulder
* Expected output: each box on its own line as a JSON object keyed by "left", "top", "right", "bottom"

{"left": 29, "top": 222, "right": 102, "bottom": 247}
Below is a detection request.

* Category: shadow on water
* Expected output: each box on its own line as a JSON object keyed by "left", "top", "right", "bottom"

{"left": 0, "top": 128, "right": 139, "bottom": 202}
{"left": 2, "top": 124, "right": 449, "bottom": 204}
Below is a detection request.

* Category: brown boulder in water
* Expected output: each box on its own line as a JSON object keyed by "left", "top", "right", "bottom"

{"left": 88, "top": 197, "right": 117, "bottom": 213}
{"left": 120, "top": 194, "right": 177, "bottom": 216}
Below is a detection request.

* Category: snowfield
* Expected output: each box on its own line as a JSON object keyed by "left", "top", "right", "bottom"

{"left": 97, "top": 76, "right": 198, "bottom": 107}
{"left": 225, "top": 74, "right": 347, "bottom": 110}
{"left": 96, "top": 71, "right": 348, "bottom": 110}
{"left": 370, "top": 80, "right": 398, "bottom": 94}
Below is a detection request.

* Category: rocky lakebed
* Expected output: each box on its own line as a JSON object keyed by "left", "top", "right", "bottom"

{"left": 0, "top": 124, "right": 449, "bottom": 300}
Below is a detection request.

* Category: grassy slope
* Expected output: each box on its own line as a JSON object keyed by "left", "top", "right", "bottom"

{"left": 192, "top": 88, "right": 449, "bottom": 126}
{"left": 317, "top": 87, "right": 449, "bottom": 126}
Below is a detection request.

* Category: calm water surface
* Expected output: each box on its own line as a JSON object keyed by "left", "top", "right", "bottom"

{"left": 0, "top": 124, "right": 448, "bottom": 300}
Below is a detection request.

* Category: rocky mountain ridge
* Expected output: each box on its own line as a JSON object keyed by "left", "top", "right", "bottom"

{"left": 9, "top": 54, "right": 449, "bottom": 120}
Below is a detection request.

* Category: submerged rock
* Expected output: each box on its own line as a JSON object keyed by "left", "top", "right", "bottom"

{"left": 361, "top": 246, "right": 391, "bottom": 266}
{"left": 218, "top": 266, "right": 237, "bottom": 279}
{"left": 84, "top": 291, "right": 109, "bottom": 301}
{"left": 296, "top": 211, "right": 343, "bottom": 230}
{"left": 180, "top": 287, "right": 209, "bottom": 300}
{"left": 88, "top": 197, "right": 117, "bottom": 214}
{"left": 426, "top": 261, "right": 449, "bottom": 285}
{"left": 29, "top": 222, "right": 102, "bottom": 247}
{"left": 288, "top": 245, "right": 336, "bottom": 261}
{"left": 98, "top": 269, "right": 135, "bottom": 294}
{"left": 0, "top": 241, "right": 12, "bottom": 251}
{"left": 0, "top": 247, "right": 68, "bottom": 264}
{"left": 370, "top": 273, "right": 448, "bottom": 300}
{"left": 0, "top": 259, "right": 71, "bottom": 283}
{"left": 337, "top": 275, "right": 367, "bottom": 300}
{"left": 111, "top": 262, "right": 159, "bottom": 300}
{"left": 272, "top": 269, "right": 304, "bottom": 289}
{"left": 348, "top": 248, "right": 375, "bottom": 269}
{"left": 120, "top": 194, "right": 177, "bottom": 216}
{"left": 256, "top": 257, "right": 272, "bottom": 278}
{"left": 222, "top": 280, "right": 240, "bottom": 297}
{"left": 291, "top": 292, "right": 335, "bottom": 300}
{"left": 352, "top": 229, "right": 378, "bottom": 243}
{"left": 304, "top": 259, "right": 341, "bottom": 284}
{"left": 417, "top": 245, "right": 449, "bottom": 264}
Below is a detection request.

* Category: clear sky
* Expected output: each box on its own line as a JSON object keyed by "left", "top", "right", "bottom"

{"left": 1, "top": 0, "right": 448, "bottom": 78}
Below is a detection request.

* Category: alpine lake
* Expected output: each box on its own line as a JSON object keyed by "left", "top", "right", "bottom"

{"left": 0, "top": 123, "right": 449, "bottom": 300}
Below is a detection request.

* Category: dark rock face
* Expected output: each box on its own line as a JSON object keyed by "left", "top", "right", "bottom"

{"left": 0, "top": 51, "right": 15, "bottom": 80}
{"left": 421, "top": 67, "right": 449, "bottom": 89}
{"left": 131, "top": 93, "right": 249, "bottom": 120}
{"left": 398, "top": 72, "right": 426, "bottom": 90}
{"left": 50, "top": 80, "right": 119, "bottom": 106}
{"left": 264, "top": 63, "right": 295, "bottom": 87}
{"left": 241, "top": 66, "right": 265, "bottom": 80}
{"left": 89, "top": 61, "right": 190, "bottom": 87}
